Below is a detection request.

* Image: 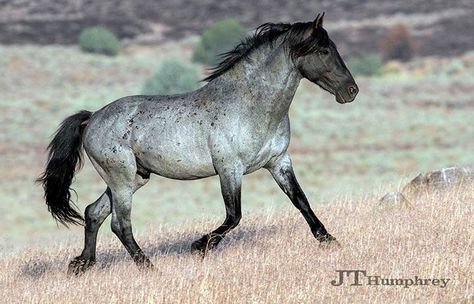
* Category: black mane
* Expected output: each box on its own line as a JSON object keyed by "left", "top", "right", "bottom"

{"left": 204, "top": 21, "right": 329, "bottom": 82}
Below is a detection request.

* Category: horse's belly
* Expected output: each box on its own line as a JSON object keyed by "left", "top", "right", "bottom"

{"left": 135, "top": 147, "right": 216, "bottom": 180}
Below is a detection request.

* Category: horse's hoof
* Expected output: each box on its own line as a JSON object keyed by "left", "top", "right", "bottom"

{"left": 191, "top": 238, "right": 207, "bottom": 257}
{"left": 133, "top": 253, "right": 154, "bottom": 270}
{"left": 137, "top": 261, "right": 154, "bottom": 270}
{"left": 316, "top": 233, "right": 341, "bottom": 248}
{"left": 67, "top": 257, "right": 95, "bottom": 276}
{"left": 319, "top": 239, "right": 341, "bottom": 249}
{"left": 191, "top": 233, "right": 224, "bottom": 257}
{"left": 319, "top": 237, "right": 341, "bottom": 249}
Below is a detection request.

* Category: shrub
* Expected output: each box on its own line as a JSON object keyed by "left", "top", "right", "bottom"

{"left": 347, "top": 53, "right": 383, "bottom": 76}
{"left": 381, "top": 24, "right": 415, "bottom": 62}
{"left": 142, "top": 59, "right": 200, "bottom": 95}
{"left": 78, "top": 26, "right": 120, "bottom": 56}
{"left": 192, "top": 19, "right": 247, "bottom": 66}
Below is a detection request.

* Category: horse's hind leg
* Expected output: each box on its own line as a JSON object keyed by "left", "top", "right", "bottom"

{"left": 109, "top": 178, "right": 153, "bottom": 268}
{"left": 68, "top": 188, "right": 112, "bottom": 275}
{"left": 90, "top": 151, "right": 153, "bottom": 269}
{"left": 68, "top": 173, "right": 150, "bottom": 275}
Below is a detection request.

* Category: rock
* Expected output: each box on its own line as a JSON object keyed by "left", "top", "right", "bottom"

{"left": 378, "top": 191, "right": 412, "bottom": 209}
{"left": 402, "top": 167, "right": 474, "bottom": 196}
{"left": 379, "top": 167, "right": 474, "bottom": 208}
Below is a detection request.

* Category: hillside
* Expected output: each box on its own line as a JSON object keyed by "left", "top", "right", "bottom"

{"left": 1, "top": 0, "right": 474, "bottom": 57}
{"left": 0, "top": 189, "right": 472, "bottom": 303}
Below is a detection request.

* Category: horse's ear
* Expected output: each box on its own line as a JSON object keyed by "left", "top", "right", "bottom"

{"left": 313, "top": 12, "right": 325, "bottom": 28}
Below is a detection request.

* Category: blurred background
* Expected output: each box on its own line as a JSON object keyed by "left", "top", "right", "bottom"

{"left": 1, "top": 0, "right": 473, "bottom": 250}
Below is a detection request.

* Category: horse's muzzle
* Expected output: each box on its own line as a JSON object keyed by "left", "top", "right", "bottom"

{"left": 336, "top": 83, "right": 359, "bottom": 104}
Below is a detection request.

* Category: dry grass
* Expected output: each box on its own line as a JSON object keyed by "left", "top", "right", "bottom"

{"left": 1, "top": 189, "right": 472, "bottom": 304}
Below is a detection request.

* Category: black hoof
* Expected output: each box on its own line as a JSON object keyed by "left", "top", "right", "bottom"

{"left": 67, "top": 257, "right": 95, "bottom": 276}
{"left": 318, "top": 234, "right": 341, "bottom": 248}
{"left": 314, "top": 230, "right": 340, "bottom": 247}
{"left": 191, "top": 237, "right": 208, "bottom": 257}
{"left": 133, "top": 252, "right": 154, "bottom": 269}
{"left": 191, "top": 234, "right": 223, "bottom": 256}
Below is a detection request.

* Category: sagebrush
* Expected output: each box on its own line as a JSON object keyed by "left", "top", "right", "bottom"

{"left": 347, "top": 53, "right": 383, "bottom": 76}
{"left": 192, "top": 19, "right": 247, "bottom": 66}
{"left": 79, "top": 26, "right": 120, "bottom": 56}
{"left": 142, "top": 59, "right": 201, "bottom": 95}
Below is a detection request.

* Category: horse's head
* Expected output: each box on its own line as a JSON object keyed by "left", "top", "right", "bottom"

{"left": 294, "top": 13, "right": 358, "bottom": 104}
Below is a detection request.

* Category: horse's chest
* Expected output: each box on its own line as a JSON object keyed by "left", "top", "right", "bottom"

{"left": 221, "top": 118, "right": 289, "bottom": 173}
{"left": 239, "top": 131, "right": 289, "bottom": 174}
{"left": 243, "top": 145, "right": 277, "bottom": 174}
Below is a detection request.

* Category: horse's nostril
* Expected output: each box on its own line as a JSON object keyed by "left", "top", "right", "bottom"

{"left": 348, "top": 86, "right": 358, "bottom": 96}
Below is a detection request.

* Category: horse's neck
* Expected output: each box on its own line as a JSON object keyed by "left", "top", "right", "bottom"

{"left": 213, "top": 44, "right": 301, "bottom": 118}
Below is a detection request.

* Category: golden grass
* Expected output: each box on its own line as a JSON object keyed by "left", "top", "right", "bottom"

{"left": 1, "top": 189, "right": 472, "bottom": 304}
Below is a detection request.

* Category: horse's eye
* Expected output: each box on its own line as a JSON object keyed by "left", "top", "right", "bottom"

{"left": 320, "top": 50, "right": 329, "bottom": 55}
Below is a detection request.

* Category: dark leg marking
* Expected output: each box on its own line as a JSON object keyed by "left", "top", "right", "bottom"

{"left": 68, "top": 170, "right": 152, "bottom": 275}
{"left": 266, "top": 154, "right": 338, "bottom": 245}
{"left": 191, "top": 168, "right": 242, "bottom": 256}
{"left": 110, "top": 184, "right": 154, "bottom": 269}
{"left": 68, "top": 188, "right": 112, "bottom": 276}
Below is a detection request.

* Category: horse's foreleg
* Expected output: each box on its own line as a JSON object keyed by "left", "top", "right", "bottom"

{"left": 266, "top": 153, "right": 337, "bottom": 245}
{"left": 68, "top": 188, "right": 112, "bottom": 275}
{"left": 191, "top": 166, "right": 243, "bottom": 255}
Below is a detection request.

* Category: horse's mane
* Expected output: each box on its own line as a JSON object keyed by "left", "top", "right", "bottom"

{"left": 204, "top": 21, "right": 329, "bottom": 82}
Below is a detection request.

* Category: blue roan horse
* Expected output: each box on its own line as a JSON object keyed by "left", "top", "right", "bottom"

{"left": 38, "top": 13, "right": 358, "bottom": 274}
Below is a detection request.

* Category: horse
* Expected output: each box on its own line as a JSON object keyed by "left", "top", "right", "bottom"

{"left": 38, "top": 13, "right": 359, "bottom": 274}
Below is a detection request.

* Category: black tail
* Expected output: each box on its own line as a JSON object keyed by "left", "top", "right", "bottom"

{"left": 37, "top": 110, "right": 92, "bottom": 226}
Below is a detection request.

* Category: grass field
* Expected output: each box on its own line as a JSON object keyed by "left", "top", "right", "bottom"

{"left": 0, "top": 188, "right": 472, "bottom": 303}
{"left": 0, "top": 41, "right": 473, "bottom": 254}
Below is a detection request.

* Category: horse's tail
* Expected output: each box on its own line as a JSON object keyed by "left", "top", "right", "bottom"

{"left": 37, "top": 110, "right": 92, "bottom": 226}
